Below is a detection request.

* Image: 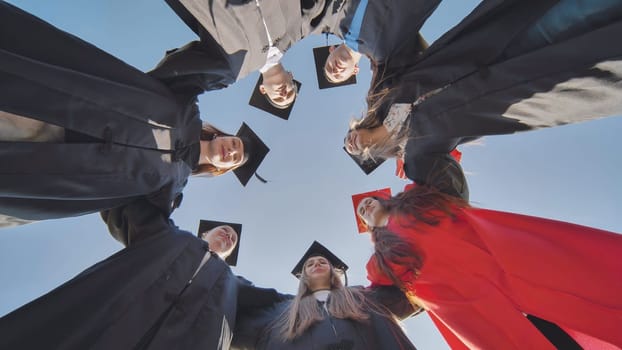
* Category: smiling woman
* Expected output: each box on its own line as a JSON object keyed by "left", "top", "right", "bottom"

{"left": 0, "top": 3, "right": 268, "bottom": 228}
{"left": 359, "top": 183, "right": 622, "bottom": 349}
{"left": 232, "top": 241, "right": 421, "bottom": 350}
{"left": 345, "top": 0, "right": 622, "bottom": 184}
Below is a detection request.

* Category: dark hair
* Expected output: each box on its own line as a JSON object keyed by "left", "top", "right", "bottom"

{"left": 370, "top": 185, "right": 468, "bottom": 297}
{"left": 192, "top": 123, "right": 248, "bottom": 177}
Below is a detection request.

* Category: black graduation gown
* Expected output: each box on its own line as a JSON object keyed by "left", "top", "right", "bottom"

{"left": 154, "top": 0, "right": 443, "bottom": 85}
{"left": 0, "top": 198, "right": 284, "bottom": 350}
{"left": 232, "top": 285, "right": 418, "bottom": 350}
{"left": 334, "top": 0, "right": 441, "bottom": 66}
{"left": 0, "top": 2, "right": 203, "bottom": 221}
{"left": 151, "top": 0, "right": 345, "bottom": 85}
{"left": 393, "top": 0, "right": 622, "bottom": 183}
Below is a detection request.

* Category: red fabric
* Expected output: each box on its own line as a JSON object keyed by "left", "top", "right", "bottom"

{"left": 449, "top": 149, "right": 462, "bottom": 163}
{"left": 367, "top": 203, "right": 622, "bottom": 350}
{"left": 428, "top": 312, "right": 470, "bottom": 350}
{"left": 395, "top": 158, "right": 407, "bottom": 179}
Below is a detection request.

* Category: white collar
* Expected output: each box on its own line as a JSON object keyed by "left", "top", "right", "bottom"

{"left": 313, "top": 289, "right": 331, "bottom": 303}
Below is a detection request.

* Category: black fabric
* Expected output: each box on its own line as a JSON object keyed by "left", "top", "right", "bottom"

{"left": 0, "top": 199, "right": 284, "bottom": 350}
{"left": 527, "top": 315, "right": 584, "bottom": 350}
{"left": 347, "top": 0, "right": 440, "bottom": 66}
{"left": 157, "top": 0, "right": 348, "bottom": 83}
{"left": 64, "top": 129, "right": 103, "bottom": 144}
{"left": 395, "top": 0, "right": 622, "bottom": 185}
{"left": 0, "top": 2, "right": 206, "bottom": 221}
{"left": 232, "top": 285, "right": 417, "bottom": 350}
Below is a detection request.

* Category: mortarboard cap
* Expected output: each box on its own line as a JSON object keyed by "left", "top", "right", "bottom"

{"left": 351, "top": 188, "right": 392, "bottom": 233}
{"left": 234, "top": 123, "right": 270, "bottom": 186}
{"left": 197, "top": 219, "right": 243, "bottom": 266}
{"left": 291, "top": 241, "right": 349, "bottom": 278}
{"left": 313, "top": 46, "right": 357, "bottom": 89}
{"left": 344, "top": 147, "right": 386, "bottom": 175}
{"left": 249, "top": 75, "right": 302, "bottom": 120}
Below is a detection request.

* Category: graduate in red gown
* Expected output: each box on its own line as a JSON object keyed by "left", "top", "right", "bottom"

{"left": 354, "top": 179, "right": 622, "bottom": 349}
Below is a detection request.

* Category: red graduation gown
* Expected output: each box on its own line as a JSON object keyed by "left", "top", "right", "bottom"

{"left": 367, "top": 206, "right": 622, "bottom": 349}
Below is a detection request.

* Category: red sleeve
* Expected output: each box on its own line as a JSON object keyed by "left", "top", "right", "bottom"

{"left": 428, "top": 312, "right": 470, "bottom": 350}
{"left": 365, "top": 256, "right": 393, "bottom": 286}
{"left": 419, "top": 281, "right": 556, "bottom": 350}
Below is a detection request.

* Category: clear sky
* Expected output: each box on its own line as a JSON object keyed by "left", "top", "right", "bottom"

{"left": 1, "top": 1, "right": 621, "bottom": 349}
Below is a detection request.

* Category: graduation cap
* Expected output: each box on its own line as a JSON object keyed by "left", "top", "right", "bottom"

{"left": 313, "top": 46, "right": 357, "bottom": 89}
{"left": 249, "top": 75, "right": 302, "bottom": 120}
{"left": 351, "top": 188, "right": 392, "bottom": 233}
{"left": 344, "top": 147, "right": 386, "bottom": 175}
{"left": 291, "top": 241, "right": 349, "bottom": 279}
{"left": 233, "top": 123, "right": 270, "bottom": 186}
{"left": 197, "top": 219, "right": 243, "bottom": 266}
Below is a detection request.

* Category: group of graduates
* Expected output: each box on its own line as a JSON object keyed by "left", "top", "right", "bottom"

{"left": 1, "top": 0, "right": 622, "bottom": 349}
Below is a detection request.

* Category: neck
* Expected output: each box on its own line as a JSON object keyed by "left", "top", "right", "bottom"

{"left": 198, "top": 140, "right": 212, "bottom": 166}
{"left": 261, "top": 63, "right": 286, "bottom": 82}
{"left": 344, "top": 44, "right": 362, "bottom": 63}
{"left": 309, "top": 282, "right": 331, "bottom": 292}
{"left": 376, "top": 211, "right": 390, "bottom": 227}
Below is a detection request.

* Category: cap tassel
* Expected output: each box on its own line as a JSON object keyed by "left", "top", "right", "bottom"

{"left": 254, "top": 172, "right": 268, "bottom": 183}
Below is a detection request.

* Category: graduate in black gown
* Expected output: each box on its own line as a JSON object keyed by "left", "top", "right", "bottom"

{"left": 0, "top": 197, "right": 285, "bottom": 350}
{"left": 0, "top": 2, "right": 268, "bottom": 227}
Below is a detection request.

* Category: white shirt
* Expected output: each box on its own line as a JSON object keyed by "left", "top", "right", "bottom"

{"left": 383, "top": 103, "right": 412, "bottom": 134}
{"left": 256, "top": 0, "right": 284, "bottom": 73}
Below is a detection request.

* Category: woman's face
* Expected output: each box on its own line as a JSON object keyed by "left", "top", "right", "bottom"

{"left": 357, "top": 197, "right": 385, "bottom": 227}
{"left": 344, "top": 128, "right": 372, "bottom": 155}
{"left": 200, "top": 225, "right": 238, "bottom": 257}
{"left": 207, "top": 136, "right": 246, "bottom": 169}
{"left": 304, "top": 256, "right": 332, "bottom": 288}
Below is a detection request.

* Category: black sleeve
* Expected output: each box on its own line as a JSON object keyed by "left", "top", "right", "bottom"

{"left": 232, "top": 299, "right": 292, "bottom": 350}
{"left": 403, "top": 151, "right": 469, "bottom": 201}
{"left": 236, "top": 276, "right": 291, "bottom": 310}
{"left": 361, "top": 285, "right": 422, "bottom": 320}
{"left": 100, "top": 198, "right": 175, "bottom": 247}
{"left": 147, "top": 40, "right": 236, "bottom": 95}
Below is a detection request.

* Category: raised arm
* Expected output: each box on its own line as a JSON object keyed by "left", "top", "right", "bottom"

{"left": 361, "top": 284, "right": 422, "bottom": 320}
{"left": 402, "top": 151, "right": 469, "bottom": 201}
{"left": 148, "top": 40, "right": 236, "bottom": 95}
{"left": 232, "top": 295, "right": 292, "bottom": 350}
{"left": 100, "top": 198, "right": 176, "bottom": 247}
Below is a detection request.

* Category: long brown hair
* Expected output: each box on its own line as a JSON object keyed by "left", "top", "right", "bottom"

{"left": 348, "top": 34, "right": 431, "bottom": 162}
{"left": 347, "top": 66, "right": 408, "bottom": 161}
{"left": 192, "top": 123, "right": 247, "bottom": 177}
{"left": 369, "top": 185, "right": 468, "bottom": 304}
{"left": 274, "top": 264, "right": 370, "bottom": 341}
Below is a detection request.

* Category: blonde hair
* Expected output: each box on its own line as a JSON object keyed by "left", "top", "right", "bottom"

{"left": 346, "top": 79, "right": 409, "bottom": 162}
{"left": 274, "top": 264, "right": 370, "bottom": 341}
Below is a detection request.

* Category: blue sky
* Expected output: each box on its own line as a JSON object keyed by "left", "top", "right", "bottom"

{"left": 1, "top": 1, "right": 621, "bottom": 349}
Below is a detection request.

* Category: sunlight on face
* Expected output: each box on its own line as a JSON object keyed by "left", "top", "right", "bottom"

{"left": 200, "top": 225, "right": 238, "bottom": 256}
{"left": 324, "top": 44, "right": 358, "bottom": 83}
{"left": 260, "top": 71, "right": 296, "bottom": 107}
{"left": 357, "top": 197, "right": 381, "bottom": 227}
{"left": 208, "top": 136, "right": 246, "bottom": 169}
{"left": 304, "top": 256, "right": 331, "bottom": 285}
